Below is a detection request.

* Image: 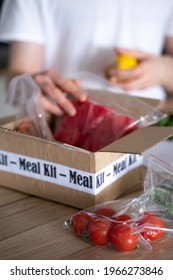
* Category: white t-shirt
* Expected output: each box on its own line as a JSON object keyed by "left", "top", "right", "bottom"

{"left": 0, "top": 0, "right": 173, "bottom": 99}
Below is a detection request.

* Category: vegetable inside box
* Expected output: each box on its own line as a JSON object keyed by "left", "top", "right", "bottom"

{"left": 0, "top": 75, "right": 173, "bottom": 208}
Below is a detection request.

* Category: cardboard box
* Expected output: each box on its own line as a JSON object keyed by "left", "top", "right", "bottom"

{"left": 0, "top": 92, "right": 173, "bottom": 209}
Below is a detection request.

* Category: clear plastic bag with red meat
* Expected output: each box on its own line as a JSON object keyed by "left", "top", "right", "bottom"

{"left": 7, "top": 74, "right": 53, "bottom": 139}
{"left": 64, "top": 156, "right": 173, "bottom": 253}
{"left": 54, "top": 72, "right": 166, "bottom": 152}
{"left": 54, "top": 97, "right": 138, "bottom": 152}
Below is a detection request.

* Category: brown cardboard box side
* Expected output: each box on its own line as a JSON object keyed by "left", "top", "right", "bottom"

{"left": 0, "top": 123, "right": 173, "bottom": 208}
{"left": 0, "top": 126, "right": 142, "bottom": 208}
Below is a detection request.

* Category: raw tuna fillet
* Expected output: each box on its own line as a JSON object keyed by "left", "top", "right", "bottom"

{"left": 54, "top": 98, "right": 137, "bottom": 152}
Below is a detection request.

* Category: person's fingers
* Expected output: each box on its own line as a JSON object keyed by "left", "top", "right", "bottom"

{"left": 111, "top": 61, "right": 150, "bottom": 83}
{"left": 55, "top": 93, "right": 77, "bottom": 116}
{"left": 107, "top": 67, "right": 117, "bottom": 77}
{"left": 40, "top": 95, "right": 64, "bottom": 116}
{"left": 34, "top": 74, "right": 77, "bottom": 116}
{"left": 115, "top": 75, "right": 150, "bottom": 90}
{"left": 109, "top": 53, "right": 173, "bottom": 91}
{"left": 108, "top": 61, "right": 151, "bottom": 90}
{"left": 107, "top": 54, "right": 152, "bottom": 82}
{"left": 46, "top": 70, "right": 86, "bottom": 101}
{"left": 109, "top": 76, "right": 118, "bottom": 84}
{"left": 115, "top": 47, "right": 151, "bottom": 60}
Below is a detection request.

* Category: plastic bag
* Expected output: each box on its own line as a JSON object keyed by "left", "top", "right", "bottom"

{"left": 144, "top": 156, "right": 173, "bottom": 219}
{"left": 7, "top": 74, "right": 53, "bottom": 139}
{"left": 54, "top": 98, "right": 138, "bottom": 152}
{"left": 68, "top": 71, "right": 166, "bottom": 127}
{"left": 54, "top": 72, "right": 167, "bottom": 152}
{"left": 64, "top": 156, "right": 173, "bottom": 253}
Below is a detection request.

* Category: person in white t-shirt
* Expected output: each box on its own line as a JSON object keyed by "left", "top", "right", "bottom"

{"left": 0, "top": 0, "right": 173, "bottom": 117}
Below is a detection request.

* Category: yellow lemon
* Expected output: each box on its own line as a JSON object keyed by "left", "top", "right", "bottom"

{"left": 116, "top": 55, "right": 138, "bottom": 70}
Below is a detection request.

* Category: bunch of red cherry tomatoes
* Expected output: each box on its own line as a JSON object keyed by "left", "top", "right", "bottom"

{"left": 69, "top": 206, "right": 165, "bottom": 252}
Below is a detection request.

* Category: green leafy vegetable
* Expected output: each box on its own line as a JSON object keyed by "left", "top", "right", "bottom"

{"left": 159, "top": 115, "right": 173, "bottom": 141}
{"left": 151, "top": 180, "right": 173, "bottom": 218}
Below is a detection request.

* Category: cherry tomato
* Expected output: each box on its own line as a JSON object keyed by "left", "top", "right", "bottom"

{"left": 112, "top": 214, "right": 132, "bottom": 223}
{"left": 72, "top": 211, "right": 93, "bottom": 236}
{"left": 109, "top": 224, "right": 138, "bottom": 252}
{"left": 88, "top": 217, "right": 112, "bottom": 246}
{"left": 138, "top": 212, "right": 165, "bottom": 242}
{"left": 95, "top": 207, "right": 115, "bottom": 217}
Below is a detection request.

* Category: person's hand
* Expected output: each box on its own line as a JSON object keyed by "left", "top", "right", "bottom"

{"left": 33, "top": 70, "right": 87, "bottom": 116}
{"left": 106, "top": 48, "right": 173, "bottom": 93}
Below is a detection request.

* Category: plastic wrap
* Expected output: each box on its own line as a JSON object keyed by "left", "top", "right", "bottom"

{"left": 69, "top": 72, "right": 166, "bottom": 128}
{"left": 144, "top": 156, "right": 173, "bottom": 219}
{"left": 64, "top": 156, "right": 173, "bottom": 253}
{"left": 54, "top": 97, "right": 138, "bottom": 152}
{"left": 7, "top": 74, "right": 53, "bottom": 139}
{"left": 54, "top": 72, "right": 167, "bottom": 152}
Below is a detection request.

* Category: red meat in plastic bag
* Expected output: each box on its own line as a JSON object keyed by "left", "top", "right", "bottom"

{"left": 54, "top": 99, "right": 137, "bottom": 152}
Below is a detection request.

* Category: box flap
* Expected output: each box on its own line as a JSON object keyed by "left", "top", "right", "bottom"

{"left": 100, "top": 126, "right": 173, "bottom": 154}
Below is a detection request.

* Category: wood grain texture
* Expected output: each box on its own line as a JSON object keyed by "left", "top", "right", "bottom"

{"left": 0, "top": 186, "right": 173, "bottom": 260}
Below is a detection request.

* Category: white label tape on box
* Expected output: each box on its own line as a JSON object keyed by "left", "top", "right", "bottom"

{"left": 0, "top": 150, "right": 143, "bottom": 195}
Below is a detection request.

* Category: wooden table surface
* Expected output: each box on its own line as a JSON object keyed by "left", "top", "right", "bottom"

{"left": 0, "top": 184, "right": 173, "bottom": 260}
